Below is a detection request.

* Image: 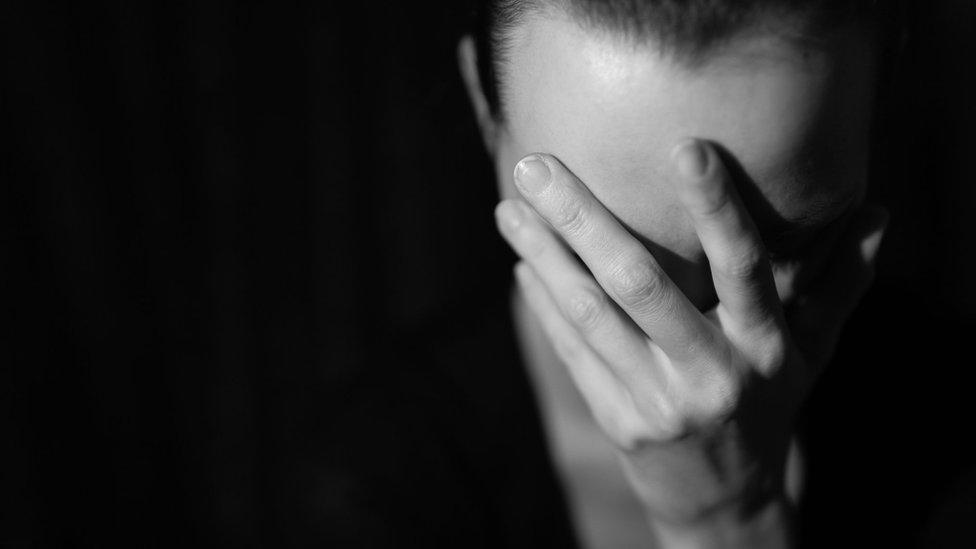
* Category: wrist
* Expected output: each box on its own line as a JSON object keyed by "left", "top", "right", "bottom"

{"left": 618, "top": 423, "right": 797, "bottom": 547}
{"left": 618, "top": 417, "right": 794, "bottom": 523}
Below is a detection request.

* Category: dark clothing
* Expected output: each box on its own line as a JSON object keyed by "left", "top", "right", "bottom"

{"left": 321, "top": 281, "right": 976, "bottom": 548}
{"left": 322, "top": 297, "right": 578, "bottom": 548}
{"left": 4, "top": 2, "right": 976, "bottom": 547}
{"left": 798, "top": 282, "right": 976, "bottom": 548}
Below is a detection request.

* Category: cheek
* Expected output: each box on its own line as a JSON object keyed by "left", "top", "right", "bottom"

{"left": 493, "top": 134, "right": 524, "bottom": 202}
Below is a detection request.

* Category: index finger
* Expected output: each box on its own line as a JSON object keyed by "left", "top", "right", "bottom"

{"left": 512, "top": 153, "right": 721, "bottom": 364}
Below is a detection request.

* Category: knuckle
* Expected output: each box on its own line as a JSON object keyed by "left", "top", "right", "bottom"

{"left": 719, "top": 248, "right": 767, "bottom": 283}
{"left": 550, "top": 195, "right": 589, "bottom": 235}
{"left": 650, "top": 403, "right": 687, "bottom": 442}
{"left": 697, "top": 373, "right": 741, "bottom": 420}
{"left": 754, "top": 330, "right": 789, "bottom": 376}
{"left": 667, "top": 360, "right": 742, "bottom": 428}
{"left": 564, "top": 287, "right": 607, "bottom": 331}
{"left": 680, "top": 330, "right": 716, "bottom": 362}
{"left": 603, "top": 413, "right": 648, "bottom": 452}
{"left": 610, "top": 259, "right": 669, "bottom": 311}
{"left": 617, "top": 428, "right": 651, "bottom": 453}
{"left": 692, "top": 182, "right": 731, "bottom": 218}
{"left": 633, "top": 394, "right": 687, "bottom": 442}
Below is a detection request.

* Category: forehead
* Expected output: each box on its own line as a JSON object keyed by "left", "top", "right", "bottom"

{"left": 501, "top": 13, "right": 877, "bottom": 252}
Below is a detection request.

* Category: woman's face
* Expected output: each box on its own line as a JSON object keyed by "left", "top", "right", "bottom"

{"left": 469, "top": 12, "right": 878, "bottom": 308}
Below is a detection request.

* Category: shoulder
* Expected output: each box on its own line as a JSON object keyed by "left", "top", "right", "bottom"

{"left": 316, "top": 297, "right": 577, "bottom": 547}
{"left": 798, "top": 279, "right": 976, "bottom": 546}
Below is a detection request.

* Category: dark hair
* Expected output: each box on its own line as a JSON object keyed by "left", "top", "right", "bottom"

{"left": 473, "top": 0, "right": 906, "bottom": 120}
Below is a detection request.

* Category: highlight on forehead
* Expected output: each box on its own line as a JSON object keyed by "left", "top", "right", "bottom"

{"left": 476, "top": 0, "right": 886, "bottom": 120}
{"left": 555, "top": 0, "right": 799, "bottom": 62}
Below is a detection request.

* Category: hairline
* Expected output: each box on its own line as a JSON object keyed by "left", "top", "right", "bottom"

{"left": 484, "top": 1, "right": 877, "bottom": 123}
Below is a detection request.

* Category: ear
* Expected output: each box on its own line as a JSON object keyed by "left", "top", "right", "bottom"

{"left": 457, "top": 34, "right": 499, "bottom": 155}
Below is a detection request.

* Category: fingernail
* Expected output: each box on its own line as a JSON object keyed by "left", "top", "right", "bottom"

{"left": 514, "top": 155, "right": 551, "bottom": 194}
{"left": 494, "top": 199, "right": 523, "bottom": 232}
{"left": 672, "top": 140, "right": 709, "bottom": 179}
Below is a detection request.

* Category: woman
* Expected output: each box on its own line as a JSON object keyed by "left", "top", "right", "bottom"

{"left": 325, "top": 1, "right": 971, "bottom": 547}
{"left": 460, "top": 0, "right": 887, "bottom": 546}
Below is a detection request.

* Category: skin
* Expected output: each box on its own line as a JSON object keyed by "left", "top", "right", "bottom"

{"left": 459, "top": 9, "right": 887, "bottom": 549}
{"left": 469, "top": 13, "right": 879, "bottom": 309}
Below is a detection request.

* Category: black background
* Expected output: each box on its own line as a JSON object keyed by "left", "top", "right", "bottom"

{"left": 3, "top": 1, "right": 976, "bottom": 547}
